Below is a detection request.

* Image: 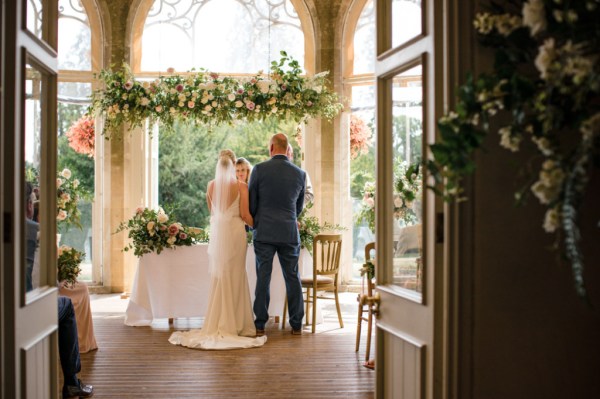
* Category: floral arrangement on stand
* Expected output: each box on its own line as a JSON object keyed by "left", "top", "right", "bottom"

{"left": 56, "top": 168, "right": 91, "bottom": 229}
{"left": 355, "top": 181, "right": 376, "bottom": 233}
{"left": 297, "top": 201, "right": 346, "bottom": 254}
{"left": 425, "top": 0, "right": 600, "bottom": 297}
{"left": 89, "top": 52, "right": 344, "bottom": 138}
{"left": 394, "top": 161, "right": 422, "bottom": 225}
{"left": 66, "top": 114, "right": 95, "bottom": 157}
{"left": 57, "top": 245, "right": 85, "bottom": 287}
{"left": 350, "top": 114, "right": 373, "bottom": 159}
{"left": 116, "top": 207, "right": 207, "bottom": 257}
{"left": 355, "top": 161, "right": 422, "bottom": 232}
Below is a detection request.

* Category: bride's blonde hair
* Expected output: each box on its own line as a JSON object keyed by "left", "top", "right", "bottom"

{"left": 219, "top": 149, "right": 236, "bottom": 166}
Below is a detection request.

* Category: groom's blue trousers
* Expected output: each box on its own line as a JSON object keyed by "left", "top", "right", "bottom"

{"left": 253, "top": 241, "right": 305, "bottom": 331}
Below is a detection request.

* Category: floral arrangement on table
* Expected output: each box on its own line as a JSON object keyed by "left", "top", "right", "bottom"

{"left": 425, "top": 0, "right": 600, "bottom": 297}
{"left": 57, "top": 245, "right": 85, "bottom": 287}
{"left": 89, "top": 52, "right": 344, "bottom": 139}
{"left": 66, "top": 114, "right": 95, "bottom": 158}
{"left": 350, "top": 114, "right": 373, "bottom": 159}
{"left": 356, "top": 161, "right": 422, "bottom": 231}
{"left": 56, "top": 168, "right": 91, "bottom": 229}
{"left": 297, "top": 201, "right": 346, "bottom": 254}
{"left": 115, "top": 207, "right": 207, "bottom": 257}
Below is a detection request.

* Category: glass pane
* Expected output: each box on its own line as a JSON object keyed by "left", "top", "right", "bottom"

{"left": 57, "top": 82, "right": 94, "bottom": 282}
{"left": 391, "top": 64, "right": 423, "bottom": 293}
{"left": 141, "top": 0, "right": 304, "bottom": 73}
{"left": 350, "top": 84, "right": 376, "bottom": 280}
{"left": 24, "top": 59, "right": 45, "bottom": 295}
{"left": 353, "top": 0, "right": 375, "bottom": 74}
{"left": 392, "top": 0, "right": 422, "bottom": 49}
{"left": 26, "top": 0, "right": 44, "bottom": 39}
{"left": 58, "top": 1, "right": 92, "bottom": 71}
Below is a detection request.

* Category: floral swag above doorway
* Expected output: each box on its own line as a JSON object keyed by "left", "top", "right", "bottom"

{"left": 426, "top": 1, "right": 600, "bottom": 298}
{"left": 89, "top": 52, "right": 343, "bottom": 139}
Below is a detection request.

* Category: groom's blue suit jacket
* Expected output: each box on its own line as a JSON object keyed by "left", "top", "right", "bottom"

{"left": 249, "top": 154, "right": 306, "bottom": 244}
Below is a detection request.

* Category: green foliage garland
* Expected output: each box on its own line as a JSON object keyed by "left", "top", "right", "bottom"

{"left": 89, "top": 52, "right": 343, "bottom": 138}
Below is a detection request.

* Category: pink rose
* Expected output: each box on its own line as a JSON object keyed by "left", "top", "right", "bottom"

{"left": 237, "top": 88, "right": 244, "bottom": 94}
{"left": 179, "top": 232, "right": 188, "bottom": 240}
{"left": 306, "top": 101, "right": 313, "bottom": 107}
{"left": 187, "top": 101, "right": 195, "bottom": 108}
{"left": 246, "top": 102, "right": 255, "bottom": 110}
{"left": 250, "top": 78, "right": 257, "bottom": 84}
{"left": 176, "top": 84, "right": 184, "bottom": 92}
{"left": 168, "top": 224, "right": 180, "bottom": 236}
{"left": 166, "top": 67, "right": 175, "bottom": 73}
{"left": 210, "top": 72, "right": 219, "bottom": 80}
{"left": 124, "top": 81, "right": 133, "bottom": 91}
{"left": 281, "top": 84, "right": 287, "bottom": 90}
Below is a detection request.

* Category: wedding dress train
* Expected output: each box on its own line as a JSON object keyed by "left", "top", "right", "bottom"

{"left": 169, "top": 194, "right": 266, "bottom": 350}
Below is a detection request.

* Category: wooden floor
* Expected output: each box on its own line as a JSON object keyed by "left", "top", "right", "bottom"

{"left": 79, "top": 293, "right": 375, "bottom": 398}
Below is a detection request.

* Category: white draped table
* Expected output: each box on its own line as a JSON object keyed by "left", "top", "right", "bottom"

{"left": 124, "top": 244, "right": 319, "bottom": 327}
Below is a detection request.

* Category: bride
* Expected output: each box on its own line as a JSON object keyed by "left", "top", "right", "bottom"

{"left": 169, "top": 150, "right": 267, "bottom": 350}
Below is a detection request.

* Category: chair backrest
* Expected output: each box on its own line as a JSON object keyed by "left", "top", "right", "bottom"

{"left": 312, "top": 234, "right": 343, "bottom": 277}
{"left": 364, "top": 242, "right": 375, "bottom": 263}
{"left": 364, "top": 242, "right": 375, "bottom": 296}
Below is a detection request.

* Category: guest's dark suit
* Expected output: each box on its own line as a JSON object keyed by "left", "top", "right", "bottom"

{"left": 249, "top": 154, "right": 306, "bottom": 330}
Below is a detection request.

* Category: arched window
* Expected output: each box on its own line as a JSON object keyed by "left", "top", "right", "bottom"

{"left": 130, "top": 0, "right": 314, "bottom": 230}
{"left": 56, "top": 0, "right": 103, "bottom": 284}
{"left": 344, "top": 0, "right": 376, "bottom": 281}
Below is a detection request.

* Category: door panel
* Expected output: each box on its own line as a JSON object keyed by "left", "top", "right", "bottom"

{"left": 375, "top": 0, "right": 442, "bottom": 398}
{"left": 2, "top": 0, "right": 59, "bottom": 398}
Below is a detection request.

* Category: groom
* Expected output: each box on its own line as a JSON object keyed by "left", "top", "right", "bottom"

{"left": 249, "top": 133, "right": 306, "bottom": 335}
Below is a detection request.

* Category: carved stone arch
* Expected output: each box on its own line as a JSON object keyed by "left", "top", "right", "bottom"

{"left": 127, "top": 0, "right": 315, "bottom": 74}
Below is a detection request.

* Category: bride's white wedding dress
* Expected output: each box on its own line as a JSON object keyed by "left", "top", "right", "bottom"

{"left": 168, "top": 193, "right": 266, "bottom": 350}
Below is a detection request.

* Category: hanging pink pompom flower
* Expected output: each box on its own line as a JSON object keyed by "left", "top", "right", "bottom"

{"left": 66, "top": 115, "right": 95, "bottom": 158}
{"left": 349, "top": 114, "right": 373, "bottom": 160}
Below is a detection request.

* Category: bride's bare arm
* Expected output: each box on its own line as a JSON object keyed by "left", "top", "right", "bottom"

{"left": 239, "top": 182, "right": 253, "bottom": 227}
{"left": 206, "top": 180, "right": 214, "bottom": 213}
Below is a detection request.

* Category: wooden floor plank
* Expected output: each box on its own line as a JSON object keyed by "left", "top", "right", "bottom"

{"left": 78, "top": 293, "right": 375, "bottom": 398}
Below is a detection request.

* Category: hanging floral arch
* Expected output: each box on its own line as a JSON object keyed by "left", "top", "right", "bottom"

{"left": 89, "top": 53, "right": 344, "bottom": 138}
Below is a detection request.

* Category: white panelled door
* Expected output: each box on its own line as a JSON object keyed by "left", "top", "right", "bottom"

{"left": 374, "top": 1, "right": 445, "bottom": 398}
{"left": 1, "top": 0, "right": 60, "bottom": 398}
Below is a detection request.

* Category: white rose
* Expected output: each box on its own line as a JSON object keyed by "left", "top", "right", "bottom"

{"left": 256, "top": 80, "right": 271, "bottom": 94}
{"left": 147, "top": 221, "right": 155, "bottom": 232}
{"left": 366, "top": 197, "right": 375, "bottom": 208}
{"left": 72, "top": 179, "right": 79, "bottom": 188}
{"left": 235, "top": 100, "right": 243, "bottom": 108}
{"left": 534, "top": 38, "right": 556, "bottom": 80}
{"left": 543, "top": 207, "right": 560, "bottom": 233}
{"left": 206, "top": 82, "right": 216, "bottom": 91}
{"left": 140, "top": 97, "right": 150, "bottom": 106}
{"left": 61, "top": 168, "right": 72, "bottom": 179}
{"left": 228, "top": 93, "right": 236, "bottom": 101}
{"left": 522, "top": 0, "right": 546, "bottom": 35}
{"left": 157, "top": 212, "right": 169, "bottom": 223}
{"left": 167, "top": 236, "right": 177, "bottom": 245}
{"left": 57, "top": 178, "right": 64, "bottom": 188}
{"left": 394, "top": 197, "right": 403, "bottom": 208}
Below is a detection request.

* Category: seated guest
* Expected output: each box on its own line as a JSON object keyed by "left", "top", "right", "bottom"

{"left": 25, "top": 182, "right": 38, "bottom": 292}
{"left": 58, "top": 296, "right": 94, "bottom": 398}
{"left": 59, "top": 281, "right": 98, "bottom": 353}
